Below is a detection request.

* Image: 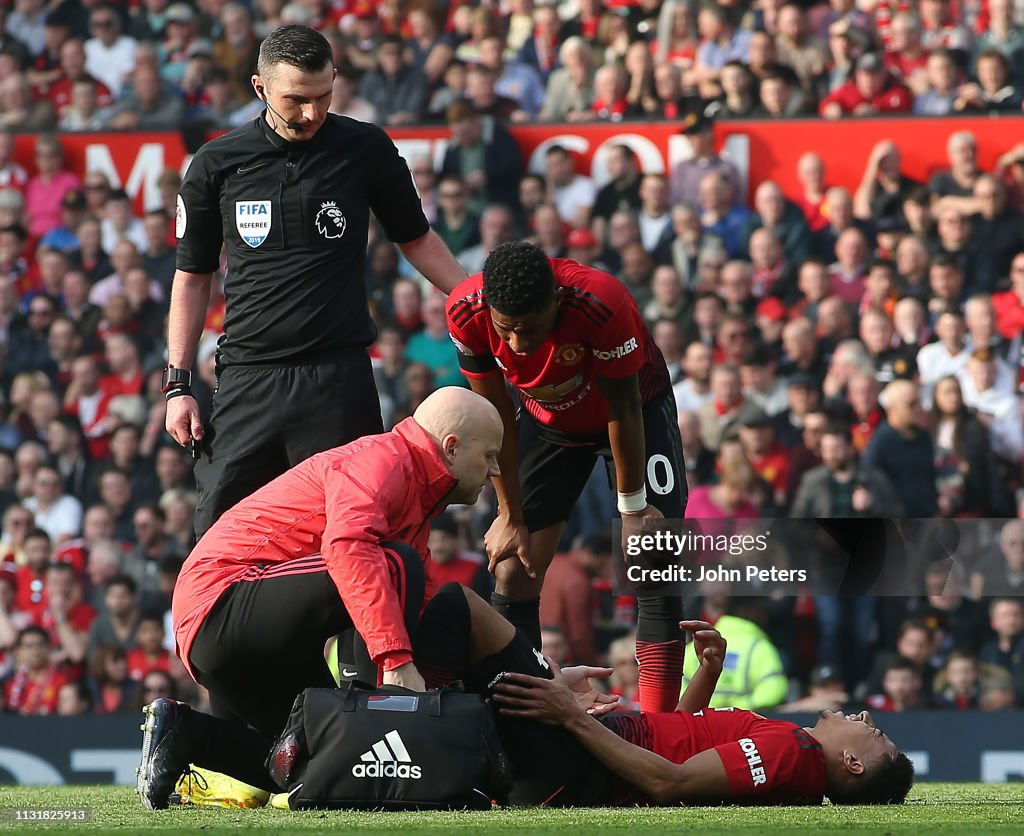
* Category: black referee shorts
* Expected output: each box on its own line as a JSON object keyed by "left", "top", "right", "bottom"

{"left": 187, "top": 541, "right": 424, "bottom": 739}
{"left": 194, "top": 350, "right": 383, "bottom": 538}
{"left": 518, "top": 389, "right": 688, "bottom": 533}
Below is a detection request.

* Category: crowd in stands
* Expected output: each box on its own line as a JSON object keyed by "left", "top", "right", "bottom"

{"left": 0, "top": 0, "right": 1023, "bottom": 719}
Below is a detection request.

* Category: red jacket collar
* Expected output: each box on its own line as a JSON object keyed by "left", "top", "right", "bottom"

{"left": 392, "top": 417, "right": 459, "bottom": 514}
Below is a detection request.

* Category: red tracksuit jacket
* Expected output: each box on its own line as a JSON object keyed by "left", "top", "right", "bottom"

{"left": 172, "top": 418, "right": 455, "bottom": 680}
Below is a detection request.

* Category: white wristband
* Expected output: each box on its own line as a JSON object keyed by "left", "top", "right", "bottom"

{"left": 617, "top": 487, "right": 647, "bottom": 514}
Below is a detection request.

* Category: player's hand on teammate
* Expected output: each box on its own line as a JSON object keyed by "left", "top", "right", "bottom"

{"left": 165, "top": 394, "right": 204, "bottom": 449}
{"left": 680, "top": 620, "right": 726, "bottom": 676}
{"left": 382, "top": 662, "right": 426, "bottom": 692}
{"left": 560, "top": 664, "right": 621, "bottom": 717}
{"left": 491, "top": 659, "right": 582, "bottom": 724}
{"left": 484, "top": 514, "right": 535, "bottom": 578}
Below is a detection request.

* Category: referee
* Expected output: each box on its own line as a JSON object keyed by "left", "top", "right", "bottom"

{"left": 164, "top": 25, "right": 467, "bottom": 538}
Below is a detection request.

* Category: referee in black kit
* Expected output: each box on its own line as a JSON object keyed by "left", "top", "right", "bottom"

{"left": 164, "top": 25, "right": 467, "bottom": 539}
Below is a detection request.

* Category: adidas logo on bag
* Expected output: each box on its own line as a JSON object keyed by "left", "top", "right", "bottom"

{"left": 351, "top": 730, "right": 423, "bottom": 779}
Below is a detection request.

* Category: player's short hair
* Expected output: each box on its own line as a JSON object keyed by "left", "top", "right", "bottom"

{"left": 830, "top": 750, "right": 914, "bottom": 805}
{"left": 483, "top": 241, "right": 555, "bottom": 316}
{"left": 257, "top": 24, "right": 332, "bottom": 80}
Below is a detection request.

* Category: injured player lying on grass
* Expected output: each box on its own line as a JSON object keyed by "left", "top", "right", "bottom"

{"left": 139, "top": 584, "right": 913, "bottom": 809}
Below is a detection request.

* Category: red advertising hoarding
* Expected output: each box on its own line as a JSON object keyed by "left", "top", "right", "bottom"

{"left": 13, "top": 116, "right": 1022, "bottom": 213}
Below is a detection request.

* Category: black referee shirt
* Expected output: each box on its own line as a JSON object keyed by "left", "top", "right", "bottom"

{"left": 176, "top": 114, "right": 430, "bottom": 366}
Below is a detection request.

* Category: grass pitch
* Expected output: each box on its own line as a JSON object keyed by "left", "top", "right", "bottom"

{"left": 0, "top": 784, "right": 1019, "bottom": 835}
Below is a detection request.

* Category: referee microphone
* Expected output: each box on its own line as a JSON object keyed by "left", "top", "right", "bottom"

{"left": 256, "top": 85, "right": 305, "bottom": 133}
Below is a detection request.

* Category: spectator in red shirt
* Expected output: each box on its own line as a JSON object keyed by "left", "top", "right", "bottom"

{"left": 31, "top": 562, "right": 96, "bottom": 667}
{"left": 99, "top": 333, "right": 144, "bottom": 400}
{"left": 2, "top": 625, "right": 71, "bottom": 715}
{"left": 47, "top": 37, "right": 114, "bottom": 121}
{"left": 14, "top": 527, "right": 51, "bottom": 613}
{"left": 425, "top": 512, "right": 491, "bottom": 600}
{"left": 991, "top": 251, "right": 1024, "bottom": 340}
{"left": 884, "top": 13, "right": 931, "bottom": 92}
{"left": 125, "top": 615, "right": 170, "bottom": 681}
{"left": 738, "top": 409, "right": 791, "bottom": 508}
{"left": 538, "top": 532, "right": 612, "bottom": 666}
{"left": 866, "top": 656, "right": 933, "bottom": 710}
{"left": 819, "top": 52, "right": 914, "bottom": 118}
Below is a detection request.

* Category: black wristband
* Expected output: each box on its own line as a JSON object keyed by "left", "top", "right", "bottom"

{"left": 165, "top": 386, "right": 193, "bottom": 402}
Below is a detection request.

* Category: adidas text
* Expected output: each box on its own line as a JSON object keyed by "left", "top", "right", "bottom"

{"left": 351, "top": 762, "right": 422, "bottom": 779}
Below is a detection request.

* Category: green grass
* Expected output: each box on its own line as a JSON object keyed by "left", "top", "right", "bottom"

{"left": 0, "top": 784, "right": 1020, "bottom": 835}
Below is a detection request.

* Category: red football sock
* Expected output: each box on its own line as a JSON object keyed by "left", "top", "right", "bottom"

{"left": 635, "top": 639, "right": 684, "bottom": 713}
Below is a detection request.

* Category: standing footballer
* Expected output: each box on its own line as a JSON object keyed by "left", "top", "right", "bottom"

{"left": 446, "top": 241, "right": 688, "bottom": 713}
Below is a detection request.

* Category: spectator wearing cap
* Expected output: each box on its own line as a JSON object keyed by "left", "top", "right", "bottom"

{"left": 863, "top": 379, "right": 937, "bottom": 517}
{"left": 754, "top": 296, "right": 787, "bottom": 355}
{"left": 958, "top": 347, "right": 1023, "bottom": 463}
{"left": 670, "top": 113, "right": 741, "bottom": 210}
{"left": 440, "top": 101, "right": 523, "bottom": 214}
{"left": 737, "top": 408, "right": 789, "bottom": 509}
{"left": 84, "top": 5, "right": 137, "bottom": 97}
{"left": 564, "top": 227, "right": 609, "bottom": 275}
{"left": 819, "top": 52, "right": 913, "bottom": 118}
{"left": 212, "top": 3, "right": 260, "bottom": 104}
{"left": 339, "top": 0, "right": 383, "bottom": 74}
{"left": 912, "top": 48, "right": 959, "bottom": 115}
{"left": 539, "top": 37, "right": 596, "bottom": 123}
{"left": 359, "top": 34, "right": 427, "bottom": 126}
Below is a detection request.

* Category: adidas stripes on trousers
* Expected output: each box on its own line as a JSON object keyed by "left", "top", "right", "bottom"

{"left": 187, "top": 541, "right": 425, "bottom": 741}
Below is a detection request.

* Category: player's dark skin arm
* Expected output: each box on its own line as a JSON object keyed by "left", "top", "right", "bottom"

{"left": 494, "top": 667, "right": 732, "bottom": 804}
{"left": 597, "top": 373, "right": 647, "bottom": 496}
{"left": 465, "top": 372, "right": 533, "bottom": 575}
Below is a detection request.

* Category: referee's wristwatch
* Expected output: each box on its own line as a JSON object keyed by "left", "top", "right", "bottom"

{"left": 161, "top": 366, "right": 192, "bottom": 398}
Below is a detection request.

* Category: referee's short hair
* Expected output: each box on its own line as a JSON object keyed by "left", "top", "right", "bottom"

{"left": 258, "top": 25, "right": 332, "bottom": 80}
{"left": 483, "top": 241, "right": 555, "bottom": 317}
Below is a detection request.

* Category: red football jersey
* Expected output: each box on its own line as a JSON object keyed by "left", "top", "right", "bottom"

{"left": 610, "top": 707, "right": 827, "bottom": 805}
{"left": 446, "top": 259, "right": 669, "bottom": 436}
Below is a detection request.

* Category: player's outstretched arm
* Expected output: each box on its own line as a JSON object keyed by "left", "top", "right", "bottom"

{"left": 493, "top": 664, "right": 731, "bottom": 803}
{"left": 676, "top": 620, "right": 726, "bottom": 713}
{"left": 467, "top": 374, "right": 534, "bottom": 577}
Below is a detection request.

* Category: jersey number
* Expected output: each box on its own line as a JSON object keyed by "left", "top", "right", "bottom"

{"left": 646, "top": 454, "right": 675, "bottom": 495}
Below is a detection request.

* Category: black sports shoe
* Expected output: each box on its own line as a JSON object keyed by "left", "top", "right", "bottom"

{"left": 137, "top": 699, "right": 195, "bottom": 810}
